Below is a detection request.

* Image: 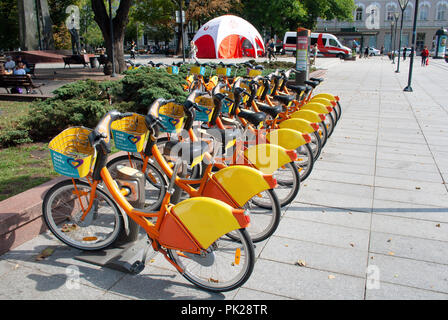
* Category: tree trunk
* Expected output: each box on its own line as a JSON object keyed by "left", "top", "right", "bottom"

{"left": 91, "top": 0, "right": 132, "bottom": 74}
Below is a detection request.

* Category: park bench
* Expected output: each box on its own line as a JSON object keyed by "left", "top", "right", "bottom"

{"left": 0, "top": 74, "right": 43, "bottom": 94}
{"left": 63, "top": 55, "right": 89, "bottom": 68}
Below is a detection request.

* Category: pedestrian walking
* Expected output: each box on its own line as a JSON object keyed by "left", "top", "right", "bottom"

{"left": 364, "top": 47, "right": 369, "bottom": 58}
{"left": 267, "top": 38, "right": 276, "bottom": 62}
{"left": 403, "top": 47, "right": 407, "bottom": 61}
{"left": 130, "top": 41, "right": 136, "bottom": 59}
{"left": 421, "top": 46, "right": 429, "bottom": 66}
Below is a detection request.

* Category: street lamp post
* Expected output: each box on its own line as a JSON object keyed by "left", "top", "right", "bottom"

{"left": 390, "top": 19, "right": 395, "bottom": 60}
{"left": 392, "top": 12, "right": 399, "bottom": 64}
{"left": 396, "top": 0, "right": 409, "bottom": 73}
{"left": 404, "top": 0, "right": 419, "bottom": 92}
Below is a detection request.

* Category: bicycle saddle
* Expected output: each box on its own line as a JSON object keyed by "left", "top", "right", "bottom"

{"left": 304, "top": 80, "right": 318, "bottom": 88}
{"left": 286, "top": 84, "right": 306, "bottom": 94}
{"left": 237, "top": 109, "right": 266, "bottom": 127}
{"left": 272, "top": 94, "right": 295, "bottom": 106}
{"left": 256, "top": 103, "right": 283, "bottom": 119}
{"left": 310, "top": 77, "right": 324, "bottom": 83}
{"left": 163, "top": 140, "right": 210, "bottom": 165}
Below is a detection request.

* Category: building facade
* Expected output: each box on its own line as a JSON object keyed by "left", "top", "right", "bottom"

{"left": 316, "top": 0, "right": 448, "bottom": 53}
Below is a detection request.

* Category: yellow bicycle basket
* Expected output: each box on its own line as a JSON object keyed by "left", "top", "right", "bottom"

{"left": 48, "top": 127, "right": 95, "bottom": 178}
{"left": 111, "top": 113, "right": 148, "bottom": 152}
{"left": 157, "top": 102, "right": 185, "bottom": 133}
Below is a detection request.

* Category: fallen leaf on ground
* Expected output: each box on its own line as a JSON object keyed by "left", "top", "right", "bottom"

{"left": 35, "top": 247, "right": 55, "bottom": 261}
{"left": 387, "top": 238, "right": 392, "bottom": 243}
{"left": 328, "top": 275, "right": 336, "bottom": 280}
{"left": 296, "top": 260, "right": 306, "bottom": 267}
{"left": 415, "top": 187, "right": 421, "bottom": 190}
{"left": 388, "top": 251, "right": 395, "bottom": 256}
{"left": 349, "top": 242, "right": 355, "bottom": 247}
{"left": 436, "top": 224, "right": 441, "bottom": 228}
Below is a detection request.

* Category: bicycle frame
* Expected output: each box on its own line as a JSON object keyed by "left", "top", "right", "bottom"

{"left": 72, "top": 111, "right": 251, "bottom": 273}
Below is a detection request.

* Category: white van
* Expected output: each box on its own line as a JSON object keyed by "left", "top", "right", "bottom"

{"left": 283, "top": 32, "right": 351, "bottom": 58}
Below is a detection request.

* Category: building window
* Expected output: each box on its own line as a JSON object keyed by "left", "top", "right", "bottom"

{"left": 419, "top": 4, "right": 430, "bottom": 20}
{"left": 436, "top": 2, "right": 447, "bottom": 20}
{"left": 355, "top": 7, "right": 363, "bottom": 21}
{"left": 416, "top": 32, "right": 426, "bottom": 51}
{"left": 386, "top": 4, "right": 397, "bottom": 21}
{"left": 403, "top": 6, "right": 412, "bottom": 20}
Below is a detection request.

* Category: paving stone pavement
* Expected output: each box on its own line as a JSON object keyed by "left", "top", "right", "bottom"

{"left": 1, "top": 56, "right": 447, "bottom": 300}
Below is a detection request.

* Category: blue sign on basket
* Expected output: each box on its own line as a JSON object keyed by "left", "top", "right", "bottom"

{"left": 159, "top": 114, "right": 181, "bottom": 133}
{"left": 221, "top": 99, "right": 233, "bottom": 114}
{"left": 50, "top": 150, "right": 82, "bottom": 178}
{"left": 195, "top": 105, "right": 213, "bottom": 122}
{"left": 112, "top": 130, "right": 140, "bottom": 152}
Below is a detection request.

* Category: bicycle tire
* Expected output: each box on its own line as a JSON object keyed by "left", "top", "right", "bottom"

{"left": 296, "top": 142, "right": 315, "bottom": 181}
{"left": 319, "top": 121, "right": 329, "bottom": 148}
{"left": 167, "top": 228, "right": 255, "bottom": 292}
{"left": 310, "top": 130, "right": 322, "bottom": 161}
{"left": 106, "top": 155, "right": 167, "bottom": 211}
{"left": 325, "top": 111, "right": 336, "bottom": 138}
{"left": 42, "top": 179, "right": 123, "bottom": 251}
{"left": 233, "top": 188, "right": 281, "bottom": 242}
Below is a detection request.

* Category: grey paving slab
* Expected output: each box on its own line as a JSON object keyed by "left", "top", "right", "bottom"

{"left": 284, "top": 203, "right": 371, "bottom": 230}
{"left": 0, "top": 263, "right": 107, "bottom": 300}
{"left": 369, "top": 231, "right": 448, "bottom": 265}
{"left": 243, "top": 259, "right": 365, "bottom": 300}
{"left": 367, "top": 254, "right": 448, "bottom": 294}
{"left": 374, "top": 186, "right": 448, "bottom": 207}
{"left": 365, "top": 282, "right": 448, "bottom": 300}
{"left": 233, "top": 288, "right": 293, "bottom": 300}
{"left": 307, "top": 168, "right": 375, "bottom": 187}
{"left": 372, "top": 199, "right": 448, "bottom": 223}
{"left": 374, "top": 176, "right": 447, "bottom": 195}
{"left": 297, "top": 180, "right": 373, "bottom": 212}
{"left": 375, "top": 166, "right": 444, "bottom": 183}
{"left": 371, "top": 214, "right": 448, "bottom": 242}
{"left": 273, "top": 216, "right": 371, "bottom": 251}
{"left": 260, "top": 236, "right": 369, "bottom": 277}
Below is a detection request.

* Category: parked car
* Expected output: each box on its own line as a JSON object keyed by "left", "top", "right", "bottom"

{"left": 368, "top": 47, "right": 381, "bottom": 56}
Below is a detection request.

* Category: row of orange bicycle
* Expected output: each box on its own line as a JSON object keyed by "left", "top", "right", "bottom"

{"left": 42, "top": 60, "right": 342, "bottom": 292}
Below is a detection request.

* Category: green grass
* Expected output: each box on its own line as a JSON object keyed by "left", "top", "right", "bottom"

{"left": 0, "top": 100, "right": 30, "bottom": 130}
{"left": 0, "top": 142, "right": 59, "bottom": 201}
{"left": 0, "top": 101, "right": 58, "bottom": 201}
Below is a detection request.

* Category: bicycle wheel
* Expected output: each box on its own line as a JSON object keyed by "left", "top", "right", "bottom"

{"left": 107, "top": 155, "right": 167, "bottom": 211}
{"left": 296, "top": 142, "right": 314, "bottom": 181}
{"left": 167, "top": 228, "right": 255, "bottom": 292}
{"left": 253, "top": 162, "right": 299, "bottom": 208}
{"left": 309, "top": 131, "right": 322, "bottom": 161}
{"left": 336, "top": 101, "right": 342, "bottom": 121}
{"left": 42, "top": 179, "right": 123, "bottom": 251}
{"left": 237, "top": 188, "right": 281, "bottom": 242}
{"left": 325, "top": 111, "right": 336, "bottom": 138}
{"left": 318, "top": 121, "right": 329, "bottom": 148}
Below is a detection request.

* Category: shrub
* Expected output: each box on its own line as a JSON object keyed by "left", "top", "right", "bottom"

{"left": 23, "top": 98, "right": 114, "bottom": 141}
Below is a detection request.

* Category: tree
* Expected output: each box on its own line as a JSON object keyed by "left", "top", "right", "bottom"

{"left": 240, "top": 0, "right": 355, "bottom": 39}
{"left": 91, "top": 0, "right": 133, "bottom": 74}
{"left": 301, "top": 0, "right": 355, "bottom": 30}
{"left": 239, "top": 0, "right": 305, "bottom": 39}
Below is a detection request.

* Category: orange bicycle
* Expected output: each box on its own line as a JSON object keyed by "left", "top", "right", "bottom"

{"left": 42, "top": 110, "right": 255, "bottom": 292}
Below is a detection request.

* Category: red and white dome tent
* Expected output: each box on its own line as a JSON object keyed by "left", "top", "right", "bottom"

{"left": 192, "top": 15, "right": 265, "bottom": 59}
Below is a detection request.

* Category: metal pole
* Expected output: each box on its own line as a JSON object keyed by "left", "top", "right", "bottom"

{"left": 393, "top": 16, "right": 398, "bottom": 64}
{"left": 396, "top": 10, "right": 405, "bottom": 72}
{"left": 404, "top": 0, "right": 419, "bottom": 92}
{"left": 109, "top": 0, "right": 117, "bottom": 77}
